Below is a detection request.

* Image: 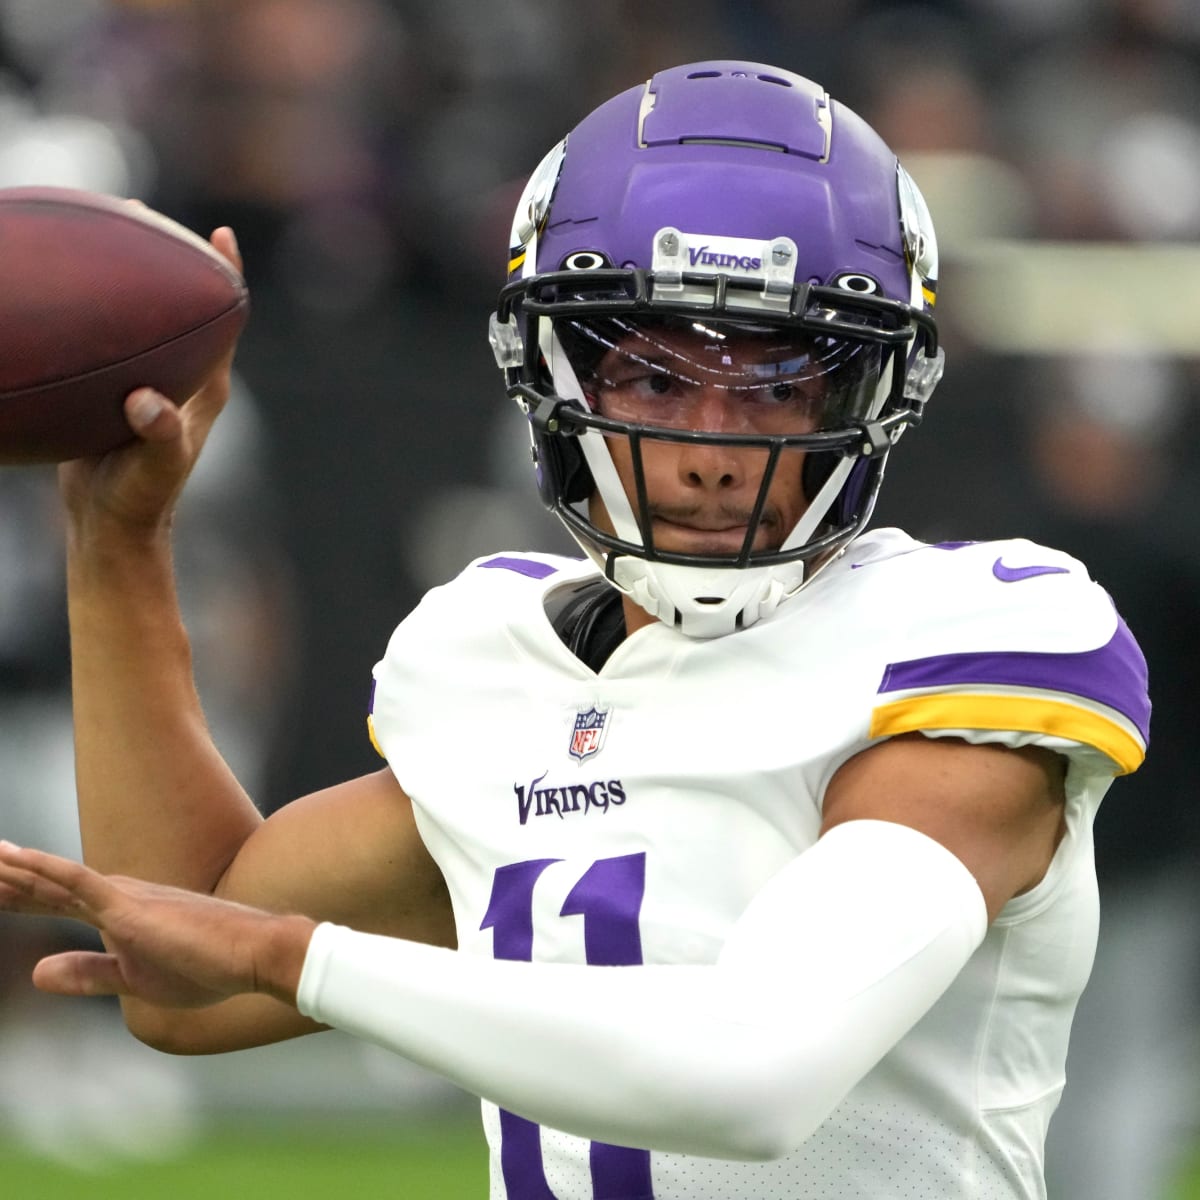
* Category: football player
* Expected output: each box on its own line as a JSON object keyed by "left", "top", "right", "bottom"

{"left": 0, "top": 61, "right": 1148, "bottom": 1200}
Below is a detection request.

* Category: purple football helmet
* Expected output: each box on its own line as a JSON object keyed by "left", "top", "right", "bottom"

{"left": 489, "top": 61, "right": 943, "bottom": 637}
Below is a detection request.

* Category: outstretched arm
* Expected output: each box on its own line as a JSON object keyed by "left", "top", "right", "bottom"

{"left": 0, "top": 738, "right": 1064, "bottom": 1159}
{"left": 0, "top": 820, "right": 983, "bottom": 1160}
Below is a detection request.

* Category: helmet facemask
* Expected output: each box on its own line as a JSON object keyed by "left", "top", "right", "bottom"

{"left": 554, "top": 313, "right": 882, "bottom": 558}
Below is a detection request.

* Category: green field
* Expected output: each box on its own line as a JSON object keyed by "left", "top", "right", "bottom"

{"left": 0, "top": 1119, "right": 489, "bottom": 1199}
{"left": 2, "top": 1121, "right": 1198, "bottom": 1199}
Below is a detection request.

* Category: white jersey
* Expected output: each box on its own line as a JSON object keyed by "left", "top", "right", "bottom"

{"left": 367, "top": 527, "right": 1148, "bottom": 1200}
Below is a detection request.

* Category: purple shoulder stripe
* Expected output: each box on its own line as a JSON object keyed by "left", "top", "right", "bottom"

{"left": 479, "top": 556, "right": 559, "bottom": 580}
{"left": 878, "top": 616, "right": 1150, "bottom": 743}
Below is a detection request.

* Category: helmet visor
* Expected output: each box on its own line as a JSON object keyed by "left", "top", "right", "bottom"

{"left": 555, "top": 314, "right": 883, "bottom": 435}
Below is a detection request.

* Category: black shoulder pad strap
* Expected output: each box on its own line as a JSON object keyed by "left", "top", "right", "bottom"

{"left": 551, "top": 578, "right": 626, "bottom": 671}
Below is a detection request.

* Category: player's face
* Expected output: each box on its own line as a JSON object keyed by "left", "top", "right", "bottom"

{"left": 585, "top": 321, "right": 820, "bottom": 557}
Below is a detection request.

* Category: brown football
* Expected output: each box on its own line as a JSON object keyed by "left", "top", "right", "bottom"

{"left": 0, "top": 187, "right": 249, "bottom": 464}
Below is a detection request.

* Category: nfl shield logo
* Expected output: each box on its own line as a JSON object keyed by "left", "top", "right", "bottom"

{"left": 569, "top": 706, "right": 610, "bottom": 762}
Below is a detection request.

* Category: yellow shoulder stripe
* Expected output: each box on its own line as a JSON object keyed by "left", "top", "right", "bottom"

{"left": 367, "top": 714, "right": 386, "bottom": 760}
{"left": 869, "top": 693, "right": 1144, "bottom": 775}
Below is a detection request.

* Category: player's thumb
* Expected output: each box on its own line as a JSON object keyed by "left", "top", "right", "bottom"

{"left": 32, "top": 950, "right": 126, "bottom": 997}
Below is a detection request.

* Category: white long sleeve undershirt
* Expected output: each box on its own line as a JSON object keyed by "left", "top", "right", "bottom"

{"left": 296, "top": 818, "right": 987, "bottom": 1160}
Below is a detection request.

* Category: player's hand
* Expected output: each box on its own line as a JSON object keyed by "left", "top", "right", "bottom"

{"left": 0, "top": 841, "right": 314, "bottom": 1009}
{"left": 58, "top": 225, "right": 244, "bottom": 537}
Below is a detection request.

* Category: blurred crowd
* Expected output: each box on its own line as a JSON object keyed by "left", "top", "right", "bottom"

{"left": 0, "top": 2, "right": 1196, "bottom": 1196}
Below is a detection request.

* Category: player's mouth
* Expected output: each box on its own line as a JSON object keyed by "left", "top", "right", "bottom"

{"left": 649, "top": 509, "right": 779, "bottom": 555}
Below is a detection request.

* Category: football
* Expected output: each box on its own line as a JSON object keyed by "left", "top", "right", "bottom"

{"left": 0, "top": 187, "right": 249, "bottom": 464}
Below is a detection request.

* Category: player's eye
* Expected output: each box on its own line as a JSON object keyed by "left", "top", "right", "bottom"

{"left": 606, "top": 370, "right": 676, "bottom": 398}
{"left": 739, "top": 379, "right": 802, "bottom": 405}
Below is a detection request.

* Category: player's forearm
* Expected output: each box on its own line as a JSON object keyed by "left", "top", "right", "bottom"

{"left": 67, "top": 523, "right": 262, "bottom": 887}
{"left": 297, "top": 821, "right": 988, "bottom": 1160}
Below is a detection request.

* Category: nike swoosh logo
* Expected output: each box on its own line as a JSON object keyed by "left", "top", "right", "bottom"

{"left": 992, "top": 558, "right": 1070, "bottom": 583}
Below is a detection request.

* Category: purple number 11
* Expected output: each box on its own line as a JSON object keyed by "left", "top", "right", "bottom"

{"left": 480, "top": 854, "right": 655, "bottom": 1199}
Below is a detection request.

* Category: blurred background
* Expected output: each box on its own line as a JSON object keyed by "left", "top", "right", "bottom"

{"left": 0, "top": 1, "right": 1197, "bottom": 1196}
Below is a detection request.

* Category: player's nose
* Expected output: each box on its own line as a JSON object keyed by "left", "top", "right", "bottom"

{"left": 676, "top": 388, "right": 754, "bottom": 489}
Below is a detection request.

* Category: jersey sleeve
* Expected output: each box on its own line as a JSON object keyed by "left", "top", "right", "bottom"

{"left": 864, "top": 539, "right": 1150, "bottom": 778}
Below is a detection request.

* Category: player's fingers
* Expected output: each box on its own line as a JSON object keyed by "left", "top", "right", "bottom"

{"left": 125, "top": 387, "right": 185, "bottom": 443}
{"left": 126, "top": 384, "right": 222, "bottom": 498}
{"left": 210, "top": 225, "right": 243, "bottom": 276}
{"left": 32, "top": 950, "right": 127, "bottom": 997}
{"left": 0, "top": 869, "right": 82, "bottom": 918}
{"left": 0, "top": 841, "right": 109, "bottom": 918}
{"left": 0, "top": 869, "right": 91, "bottom": 922}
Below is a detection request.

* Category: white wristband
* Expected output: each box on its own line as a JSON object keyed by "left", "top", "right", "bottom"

{"left": 297, "top": 819, "right": 987, "bottom": 1160}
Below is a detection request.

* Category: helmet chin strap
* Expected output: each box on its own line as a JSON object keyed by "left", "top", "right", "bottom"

{"left": 780, "top": 456, "right": 855, "bottom": 552}
{"left": 777, "top": 353, "right": 895, "bottom": 554}
{"left": 546, "top": 329, "right": 646, "bottom": 550}
{"left": 545, "top": 332, "right": 660, "bottom": 614}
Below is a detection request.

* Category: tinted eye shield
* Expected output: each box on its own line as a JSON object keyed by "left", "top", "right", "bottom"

{"left": 500, "top": 268, "right": 921, "bottom": 462}
{"left": 568, "top": 314, "right": 858, "bottom": 425}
